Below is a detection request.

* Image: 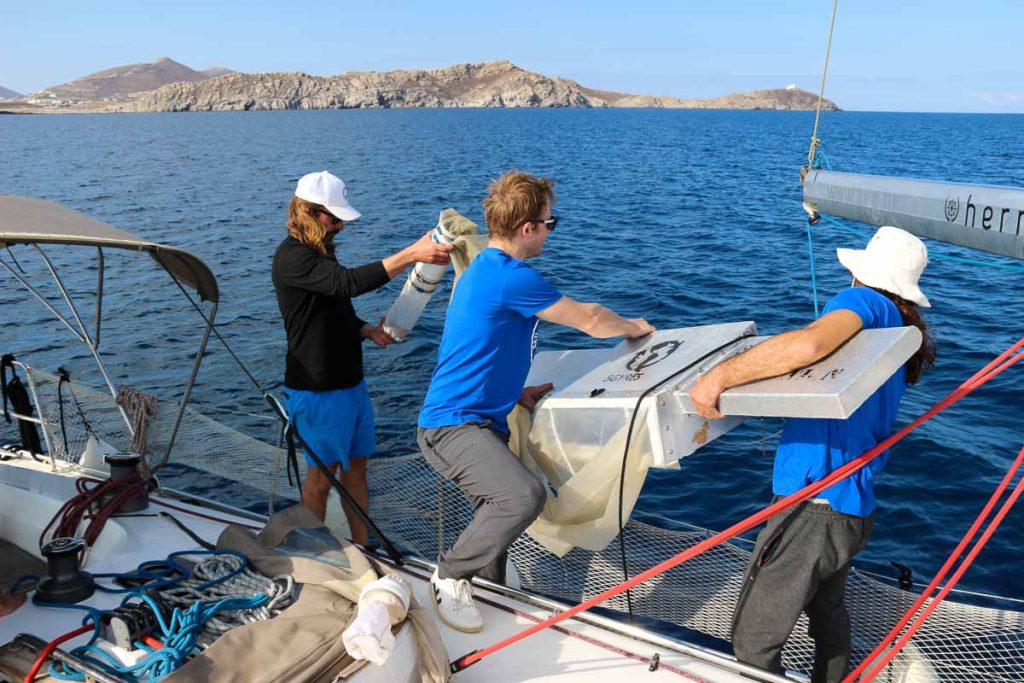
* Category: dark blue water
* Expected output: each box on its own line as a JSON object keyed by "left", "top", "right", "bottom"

{"left": 2, "top": 109, "right": 1022, "bottom": 604}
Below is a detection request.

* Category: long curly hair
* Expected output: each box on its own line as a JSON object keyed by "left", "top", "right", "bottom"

{"left": 286, "top": 196, "right": 333, "bottom": 256}
{"left": 872, "top": 287, "right": 936, "bottom": 385}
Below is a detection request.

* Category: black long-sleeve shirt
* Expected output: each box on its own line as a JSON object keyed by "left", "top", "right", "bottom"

{"left": 272, "top": 236, "right": 390, "bottom": 391}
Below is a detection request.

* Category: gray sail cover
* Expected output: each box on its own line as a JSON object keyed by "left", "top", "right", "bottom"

{"left": 803, "top": 170, "right": 1024, "bottom": 260}
{"left": 0, "top": 194, "right": 219, "bottom": 302}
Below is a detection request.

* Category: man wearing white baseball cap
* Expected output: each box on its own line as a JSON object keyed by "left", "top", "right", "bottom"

{"left": 689, "top": 225, "right": 936, "bottom": 682}
{"left": 272, "top": 171, "right": 453, "bottom": 545}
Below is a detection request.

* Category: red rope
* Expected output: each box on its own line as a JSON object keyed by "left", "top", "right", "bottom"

{"left": 39, "top": 474, "right": 149, "bottom": 553}
{"left": 451, "top": 337, "right": 1024, "bottom": 672}
{"left": 847, "top": 444, "right": 1024, "bottom": 681}
{"left": 22, "top": 624, "right": 93, "bottom": 683}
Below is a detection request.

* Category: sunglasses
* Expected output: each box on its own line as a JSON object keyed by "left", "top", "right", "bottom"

{"left": 530, "top": 216, "right": 558, "bottom": 231}
{"left": 316, "top": 208, "right": 342, "bottom": 225}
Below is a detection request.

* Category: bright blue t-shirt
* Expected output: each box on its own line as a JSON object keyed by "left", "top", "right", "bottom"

{"left": 418, "top": 248, "right": 562, "bottom": 434}
{"left": 773, "top": 287, "right": 908, "bottom": 517}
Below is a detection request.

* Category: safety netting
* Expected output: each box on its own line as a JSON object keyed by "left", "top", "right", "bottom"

{"left": 10, "top": 367, "right": 1024, "bottom": 680}
{"left": 367, "top": 454, "right": 1024, "bottom": 682}
{"left": 13, "top": 368, "right": 299, "bottom": 514}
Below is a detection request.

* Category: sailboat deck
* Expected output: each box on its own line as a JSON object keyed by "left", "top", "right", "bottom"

{"left": 0, "top": 455, "right": 777, "bottom": 682}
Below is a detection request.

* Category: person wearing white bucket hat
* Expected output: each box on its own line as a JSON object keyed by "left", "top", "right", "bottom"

{"left": 837, "top": 225, "right": 931, "bottom": 308}
{"left": 272, "top": 171, "right": 454, "bottom": 545}
{"left": 689, "top": 225, "right": 935, "bottom": 682}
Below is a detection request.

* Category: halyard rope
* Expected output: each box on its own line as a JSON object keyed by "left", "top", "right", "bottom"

{"left": 807, "top": 0, "right": 840, "bottom": 166}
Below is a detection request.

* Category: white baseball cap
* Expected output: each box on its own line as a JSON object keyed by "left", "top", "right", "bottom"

{"left": 294, "top": 171, "right": 361, "bottom": 221}
{"left": 837, "top": 226, "right": 931, "bottom": 308}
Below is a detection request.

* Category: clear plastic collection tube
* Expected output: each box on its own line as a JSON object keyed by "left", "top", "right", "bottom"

{"left": 383, "top": 209, "right": 468, "bottom": 341}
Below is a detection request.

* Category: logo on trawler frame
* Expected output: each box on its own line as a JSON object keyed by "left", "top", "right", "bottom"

{"left": 626, "top": 341, "right": 682, "bottom": 371}
{"left": 944, "top": 196, "right": 960, "bottom": 223}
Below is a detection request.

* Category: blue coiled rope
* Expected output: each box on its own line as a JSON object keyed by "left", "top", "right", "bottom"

{"left": 90, "top": 550, "right": 249, "bottom": 594}
{"left": 27, "top": 550, "right": 263, "bottom": 682}
{"left": 51, "top": 592, "right": 269, "bottom": 681}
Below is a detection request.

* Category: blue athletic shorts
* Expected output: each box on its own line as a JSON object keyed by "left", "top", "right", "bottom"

{"left": 283, "top": 381, "right": 376, "bottom": 471}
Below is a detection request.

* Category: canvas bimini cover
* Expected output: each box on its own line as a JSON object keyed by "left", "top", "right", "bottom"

{"left": 0, "top": 194, "right": 218, "bottom": 302}
{"left": 802, "top": 170, "right": 1024, "bottom": 261}
{"left": 0, "top": 194, "right": 221, "bottom": 468}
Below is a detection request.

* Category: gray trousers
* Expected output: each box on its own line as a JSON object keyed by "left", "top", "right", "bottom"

{"left": 731, "top": 500, "right": 875, "bottom": 683}
{"left": 418, "top": 423, "right": 546, "bottom": 582}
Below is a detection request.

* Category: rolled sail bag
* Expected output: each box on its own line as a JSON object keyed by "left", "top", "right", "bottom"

{"left": 166, "top": 505, "right": 449, "bottom": 683}
{"left": 382, "top": 209, "right": 481, "bottom": 341}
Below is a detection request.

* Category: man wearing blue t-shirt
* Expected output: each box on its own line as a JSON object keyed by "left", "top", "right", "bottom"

{"left": 690, "top": 226, "right": 935, "bottom": 682}
{"left": 418, "top": 171, "right": 654, "bottom": 632}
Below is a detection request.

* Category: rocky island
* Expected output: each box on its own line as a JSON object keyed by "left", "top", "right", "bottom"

{"left": 3, "top": 58, "right": 840, "bottom": 114}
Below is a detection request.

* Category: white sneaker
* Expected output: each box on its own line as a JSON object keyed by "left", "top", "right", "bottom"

{"left": 429, "top": 569, "right": 484, "bottom": 633}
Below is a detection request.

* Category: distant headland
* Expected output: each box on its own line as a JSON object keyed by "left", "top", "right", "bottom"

{"left": 0, "top": 57, "right": 841, "bottom": 114}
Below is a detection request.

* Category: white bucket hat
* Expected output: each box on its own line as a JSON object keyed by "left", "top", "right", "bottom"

{"left": 837, "top": 226, "right": 931, "bottom": 307}
{"left": 294, "top": 171, "right": 361, "bottom": 221}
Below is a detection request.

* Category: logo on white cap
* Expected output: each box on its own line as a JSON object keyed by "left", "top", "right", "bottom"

{"left": 294, "top": 171, "right": 361, "bottom": 221}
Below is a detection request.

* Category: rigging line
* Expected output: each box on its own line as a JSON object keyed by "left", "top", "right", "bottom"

{"left": 853, "top": 568, "right": 1024, "bottom": 605}
{"left": 162, "top": 268, "right": 267, "bottom": 396}
{"left": 807, "top": 0, "right": 840, "bottom": 166}
{"left": 806, "top": 221, "right": 821, "bottom": 318}
{"left": 450, "top": 336, "right": 1024, "bottom": 673}
{"left": 151, "top": 265, "right": 405, "bottom": 562}
{"left": 850, "top": 449, "right": 1024, "bottom": 682}
{"left": 637, "top": 510, "right": 1024, "bottom": 605}
{"left": 846, "top": 444, "right": 1024, "bottom": 681}
{"left": 817, "top": 213, "right": 1024, "bottom": 272}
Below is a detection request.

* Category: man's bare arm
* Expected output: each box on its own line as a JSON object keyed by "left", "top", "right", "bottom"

{"left": 690, "top": 309, "right": 863, "bottom": 418}
{"left": 537, "top": 296, "right": 654, "bottom": 339}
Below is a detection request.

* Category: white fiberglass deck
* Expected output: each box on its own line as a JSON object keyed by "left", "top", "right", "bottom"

{"left": 0, "top": 455, "right": 779, "bottom": 682}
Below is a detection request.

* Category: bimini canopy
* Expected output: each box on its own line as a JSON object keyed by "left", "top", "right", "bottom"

{"left": 0, "top": 194, "right": 219, "bottom": 302}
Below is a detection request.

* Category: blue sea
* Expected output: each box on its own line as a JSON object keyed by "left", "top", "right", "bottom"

{"left": 2, "top": 109, "right": 1022, "bottom": 606}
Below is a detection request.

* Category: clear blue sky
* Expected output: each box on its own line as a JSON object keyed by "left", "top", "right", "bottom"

{"left": 3, "top": 0, "right": 1022, "bottom": 113}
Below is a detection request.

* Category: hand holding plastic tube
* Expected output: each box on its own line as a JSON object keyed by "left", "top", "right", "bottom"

{"left": 383, "top": 209, "right": 479, "bottom": 341}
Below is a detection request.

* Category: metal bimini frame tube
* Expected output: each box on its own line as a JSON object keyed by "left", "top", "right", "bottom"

{"left": 0, "top": 257, "right": 88, "bottom": 345}
{"left": 0, "top": 246, "right": 136, "bottom": 462}
{"left": 0, "top": 243, "right": 216, "bottom": 470}
{"left": 156, "top": 296, "right": 217, "bottom": 468}
{"left": 94, "top": 247, "right": 104, "bottom": 348}
{"left": 29, "top": 245, "right": 134, "bottom": 438}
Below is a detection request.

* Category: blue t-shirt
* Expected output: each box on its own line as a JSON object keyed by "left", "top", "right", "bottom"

{"left": 418, "top": 248, "right": 562, "bottom": 433}
{"left": 773, "top": 287, "right": 908, "bottom": 517}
